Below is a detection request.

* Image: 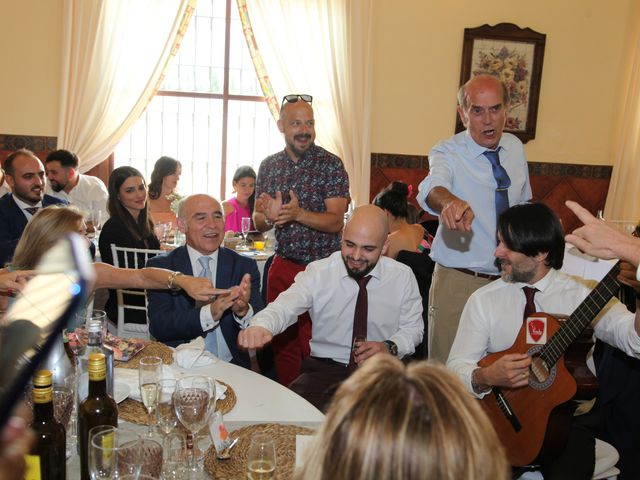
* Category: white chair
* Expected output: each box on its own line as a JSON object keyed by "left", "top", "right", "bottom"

{"left": 110, "top": 244, "right": 164, "bottom": 339}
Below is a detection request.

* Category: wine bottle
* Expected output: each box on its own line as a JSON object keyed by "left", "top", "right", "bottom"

{"left": 27, "top": 370, "right": 66, "bottom": 480}
{"left": 77, "top": 317, "right": 114, "bottom": 400}
{"left": 78, "top": 353, "right": 117, "bottom": 480}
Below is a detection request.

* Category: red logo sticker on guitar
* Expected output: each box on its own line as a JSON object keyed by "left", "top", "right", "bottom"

{"left": 526, "top": 317, "right": 547, "bottom": 345}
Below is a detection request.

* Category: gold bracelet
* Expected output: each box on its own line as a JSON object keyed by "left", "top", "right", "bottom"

{"left": 167, "top": 271, "right": 183, "bottom": 291}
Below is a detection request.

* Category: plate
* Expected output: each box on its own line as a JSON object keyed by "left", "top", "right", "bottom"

{"left": 114, "top": 381, "right": 130, "bottom": 404}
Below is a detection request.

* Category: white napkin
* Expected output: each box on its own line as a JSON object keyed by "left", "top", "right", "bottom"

{"left": 173, "top": 337, "right": 219, "bottom": 368}
{"left": 114, "top": 366, "right": 227, "bottom": 403}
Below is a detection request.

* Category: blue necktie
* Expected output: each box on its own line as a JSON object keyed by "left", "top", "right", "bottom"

{"left": 483, "top": 149, "right": 511, "bottom": 219}
{"left": 198, "top": 256, "right": 218, "bottom": 356}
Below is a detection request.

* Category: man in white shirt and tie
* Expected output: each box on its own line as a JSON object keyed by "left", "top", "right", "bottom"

{"left": 0, "top": 148, "right": 67, "bottom": 266}
{"left": 239, "top": 205, "right": 423, "bottom": 410}
{"left": 147, "top": 194, "right": 267, "bottom": 371}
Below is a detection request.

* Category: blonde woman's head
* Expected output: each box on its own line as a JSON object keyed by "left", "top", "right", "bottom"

{"left": 297, "top": 356, "right": 508, "bottom": 480}
{"left": 11, "top": 205, "right": 84, "bottom": 269}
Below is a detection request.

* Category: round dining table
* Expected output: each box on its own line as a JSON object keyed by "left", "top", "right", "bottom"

{"left": 65, "top": 360, "right": 324, "bottom": 478}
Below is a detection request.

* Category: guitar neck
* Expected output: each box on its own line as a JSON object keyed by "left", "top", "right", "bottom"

{"left": 540, "top": 262, "right": 620, "bottom": 367}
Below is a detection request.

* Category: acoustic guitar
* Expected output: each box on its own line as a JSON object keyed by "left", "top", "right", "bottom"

{"left": 478, "top": 263, "right": 620, "bottom": 466}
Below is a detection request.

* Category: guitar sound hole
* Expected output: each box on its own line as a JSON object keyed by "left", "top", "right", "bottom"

{"left": 527, "top": 346, "right": 557, "bottom": 391}
{"left": 530, "top": 355, "right": 549, "bottom": 383}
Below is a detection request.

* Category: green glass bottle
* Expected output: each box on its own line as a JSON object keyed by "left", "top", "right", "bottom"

{"left": 78, "top": 353, "right": 117, "bottom": 480}
{"left": 29, "top": 369, "right": 66, "bottom": 480}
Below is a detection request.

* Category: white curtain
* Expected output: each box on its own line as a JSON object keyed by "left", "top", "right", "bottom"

{"left": 605, "top": 2, "right": 640, "bottom": 221}
{"left": 246, "top": 0, "right": 373, "bottom": 206}
{"left": 58, "top": 0, "right": 194, "bottom": 172}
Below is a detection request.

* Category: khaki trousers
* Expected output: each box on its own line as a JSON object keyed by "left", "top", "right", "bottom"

{"left": 427, "top": 264, "right": 494, "bottom": 363}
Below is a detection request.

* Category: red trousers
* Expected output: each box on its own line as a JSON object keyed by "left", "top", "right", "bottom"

{"left": 267, "top": 255, "right": 312, "bottom": 386}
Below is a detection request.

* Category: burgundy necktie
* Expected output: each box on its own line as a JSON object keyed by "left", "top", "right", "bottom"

{"left": 24, "top": 207, "right": 39, "bottom": 216}
{"left": 522, "top": 286, "right": 538, "bottom": 321}
{"left": 349, "top": 275, "right": 372, "bottom": 367}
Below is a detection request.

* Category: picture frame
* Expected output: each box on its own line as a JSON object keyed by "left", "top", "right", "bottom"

{"left": 455, "top": 23, "right": 546, "bottom": 144}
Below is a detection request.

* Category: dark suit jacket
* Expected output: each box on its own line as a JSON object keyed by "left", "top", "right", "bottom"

{"left": 0, "top": 194, "right": 68, "bottom": 266}
{"left": 146, "top": 245, "right": 265, "bottom": 370}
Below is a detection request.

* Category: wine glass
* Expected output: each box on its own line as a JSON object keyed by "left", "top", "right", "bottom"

{"left": 89, "top": 425, "right": 142, "bottom": 479}
{"left": 156, "top": 379, "right": 178, "bottom": 437}
{"left": 173, "top": 376, "right": 215, "bottom": 471}
{"left": 241, "top": 217, "right": 251, "bottom": 248}
{"left": 139, "top": 356, "right": 162, "bottom": 436}
{"left": 247, "top": 434, "right": 277, "bottom": 480}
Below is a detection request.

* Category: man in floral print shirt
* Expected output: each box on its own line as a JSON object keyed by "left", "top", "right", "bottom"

{"left": 253, "top": 94, "right": 350, "bottom": 386}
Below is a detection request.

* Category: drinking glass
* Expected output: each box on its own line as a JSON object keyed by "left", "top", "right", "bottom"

{"left": 157, "top": 379, "right": 178, "bottom": 437}
{"left": 139, "top": 438, "right": 164, "bottom": 479}
{"left": 241, "top": 217, "right": 252, "bottom": 247}
{"left": 246, "top": 434, "right": 277, "bottom": 480}
{"left": 91, "top": 209, "right": 103, "bottom": 236}
{"left": 173, "top": 376, "right": 215, "bottom": 471}
{"left": 162, "top": 433, "right": 188, "bottom": 480}
{"left": 89, "top": 425, "right": 142, "bottom": 479}
{"left": 139, "top": 356, "right": 162, "bottom": 436}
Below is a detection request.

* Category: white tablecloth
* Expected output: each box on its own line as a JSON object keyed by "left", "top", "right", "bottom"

{"left": 66, "top": 360, "right": 324, "bottom": 478}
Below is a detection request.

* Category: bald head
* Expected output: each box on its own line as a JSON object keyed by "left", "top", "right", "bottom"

{"left": 345, "top": 205, "right": 389, "bottom": 244}
{"left": 278, "top": 100, "right": 315, "bottom": 160}
{"left": 341, "top": 205, "right": 388, "bottom": 278}
{"left": 177, "top": 194, "right": 225, "bottom": 255}
{"left": 457, "top": 74, "right": 509, "bottom": 150}
{"left": 457, "top": 74, "right": 509, "bottom": 110}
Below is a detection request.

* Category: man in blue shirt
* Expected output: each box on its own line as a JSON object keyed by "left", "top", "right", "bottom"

{"left": 417, "top": 74, "right": 532, "bottom": 362}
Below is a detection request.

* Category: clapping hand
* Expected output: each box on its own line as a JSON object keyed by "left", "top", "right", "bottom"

{"left": 257, "top": 192, "right": 283, "bottom": 224}
{"left": 276, "top": 190, "right": 303, "bottom": 225}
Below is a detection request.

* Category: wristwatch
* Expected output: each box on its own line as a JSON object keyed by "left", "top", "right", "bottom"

{"left": 383, "top": 340, "right": 398, "bottom": 356}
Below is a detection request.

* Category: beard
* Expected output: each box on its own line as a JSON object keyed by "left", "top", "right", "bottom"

{"left": 286, "top": 134, "right": 313, "bottom": 158}
{"left": 498, "top": 259, "right": 536, "bottom": 283}
{"left": 342, "top": 254, "right": 376, "bottom": 279}
{"left": 49, "top": 180, "right": 65, "bottom": 192}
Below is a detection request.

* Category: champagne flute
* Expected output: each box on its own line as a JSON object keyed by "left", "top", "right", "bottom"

{"left": 241, "top": 217, "right": 251, "bottom": 248}
{"left": 173, "top": 376, "right": 215, "bottom": 471}
{"left": 247, "top": 433, "right": 277, "bottom": 480}
{"left": 139, "top": 356, "right": 162, "bottom": 436}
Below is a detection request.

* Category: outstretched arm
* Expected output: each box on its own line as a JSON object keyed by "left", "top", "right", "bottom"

{"left": 94, "top": 263, "right": 225, "bottom": 302}
{"left": 565, "top": 200, "right": 640, "bottom": 266}
{"left": 426, "top": 186, "right": 474, "bottom": 232}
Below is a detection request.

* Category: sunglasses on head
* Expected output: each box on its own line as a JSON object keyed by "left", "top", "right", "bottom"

{"left": 281, "top": 94, "right": 313, "bottom": 108}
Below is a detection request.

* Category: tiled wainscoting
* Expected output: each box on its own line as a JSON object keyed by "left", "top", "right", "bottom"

{"left": 371, "top": 152, "right": 612, "bottom": 233}
{"left": 0, "top": 134, "right": 112, "bottom": 181}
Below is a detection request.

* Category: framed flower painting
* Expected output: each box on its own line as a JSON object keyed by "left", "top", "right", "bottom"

{"left": 455, "top": 23, "right": 546, "bottom": 143}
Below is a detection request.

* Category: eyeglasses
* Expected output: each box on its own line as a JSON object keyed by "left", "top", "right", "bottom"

{"left": 281, "top": 94, "right": 313, "bottom": 108}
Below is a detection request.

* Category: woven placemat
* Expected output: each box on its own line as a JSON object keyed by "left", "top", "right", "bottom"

{"left": 118, "top": 380, "right": 237, "bottom": 425}
{"left": 204, "top": 423, "right": 315, "bottom": 480}
{"left": 116, "top": 342, "right": 174, "bottom": 369}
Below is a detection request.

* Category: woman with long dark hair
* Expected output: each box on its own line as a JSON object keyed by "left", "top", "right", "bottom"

{"left": 222, "top": 165, "right": 256, "bottom": 233}
{"left": 148, "top": 156, "right": 182, "bottom": 228}
{"left": 99, "top": 166, "right": 160, "bottom": 326}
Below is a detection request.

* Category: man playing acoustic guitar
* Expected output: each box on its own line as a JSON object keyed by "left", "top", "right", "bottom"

{"left": 447, "top": 202, "right": 640, "bottom": 479}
